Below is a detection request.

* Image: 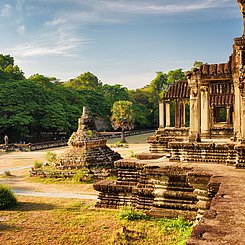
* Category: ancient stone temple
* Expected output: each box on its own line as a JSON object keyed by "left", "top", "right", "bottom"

{"left": 148, "top": 0, "right": 245, "bottom": 168}
{"left": 93, "top": 1, "right": 245, "bottom": 220}
{"left": 56, "top": 107, "right": 121, "bottom": 169}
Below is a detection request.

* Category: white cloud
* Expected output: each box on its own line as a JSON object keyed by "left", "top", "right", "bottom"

{"left": 0, "top": 4, "right": 12, "bottom": 17}
{"left": 15, "top": 0, "right": 26, "bottom": 35}
{"left": 45, "top": 18, "right": 66, "bottom": 27}
{"left": 96, "top": 0, "right": 236, "bottom": 14}
{"left": 16, "top": 0, "right": 25, "bottom": 11}
{"left": 10, "top": 29, "right": 91, "bottom": 57}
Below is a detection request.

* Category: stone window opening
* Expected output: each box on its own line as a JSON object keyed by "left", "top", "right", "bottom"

{"left": 215, "top": 107, "right": 227, "bottom": 123}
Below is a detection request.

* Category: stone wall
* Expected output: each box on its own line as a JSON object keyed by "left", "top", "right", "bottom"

{"left": 94, "top": 159, "right": 220, "bottom": 220}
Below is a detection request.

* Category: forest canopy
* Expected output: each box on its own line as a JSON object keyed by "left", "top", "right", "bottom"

{"left": 0, "top": 54, "right": 186, "bottom": 142}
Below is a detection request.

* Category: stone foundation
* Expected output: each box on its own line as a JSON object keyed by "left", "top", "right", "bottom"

{"left": 94, "top": 159, "right": 220, "bottom": 220}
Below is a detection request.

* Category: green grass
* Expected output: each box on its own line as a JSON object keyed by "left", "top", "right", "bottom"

{"left": 107, "top": 132, "right": 154, "bottom": 145}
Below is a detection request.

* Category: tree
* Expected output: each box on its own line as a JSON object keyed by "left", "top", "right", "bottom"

{"left": 111, "top": 101, "right": 134, "bottom": 143}
{"left": 64, "top": 72, "right": 102, "bottom": 90}
{"left": 0, "top": 54, "right": 24, "bottom": 81}
{"left": 101, "top": 84, "right": 129, "bottom": 107}
{"left": 167, "top": 69, "right": 186, "bottom": 84}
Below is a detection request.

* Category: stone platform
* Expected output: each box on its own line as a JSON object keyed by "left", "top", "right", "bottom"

{"left": 94, "top": 158, "right": 220, "bottom": 220}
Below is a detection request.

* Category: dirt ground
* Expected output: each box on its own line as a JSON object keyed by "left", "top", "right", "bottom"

{"left": 0, "top": 134, "right": 151, "bottom": 197}
{"left": 1, "top": 133, "right": 245, "bottom": 244}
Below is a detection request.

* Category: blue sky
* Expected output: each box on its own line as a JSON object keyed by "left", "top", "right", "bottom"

{"left": 0, "top": 0, "right": 243, "bottom": 89}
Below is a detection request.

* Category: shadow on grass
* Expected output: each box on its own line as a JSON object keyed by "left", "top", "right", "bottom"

{"left": 13, "top": 201, "right": 57, "bottom": 212}
{"left": 0, "top": 223, "right": 17, "bottom": 231}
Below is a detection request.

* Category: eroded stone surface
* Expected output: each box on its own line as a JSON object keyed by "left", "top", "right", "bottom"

{"left": 56, "top": 107, "right": 121, "bottom": 170}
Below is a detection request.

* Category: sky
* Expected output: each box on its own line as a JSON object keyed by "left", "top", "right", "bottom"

{"left": 0, "top": 0, "right": 243, "bottom": 89}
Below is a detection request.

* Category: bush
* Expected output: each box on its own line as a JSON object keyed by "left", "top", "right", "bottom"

{"left": 34, "top": 160, "right": 43, "bottom": 169}
{"left": 46, "top": 151, "right": 57, "bottom": 163}
{"left": 72, "top": 169, "right": 93, "bottom": 182}
{"left": 118, "top": 206, "right": 149, "bottom": 221}
{"left": 0, "top": 185, "right": 17, "bottom": 210}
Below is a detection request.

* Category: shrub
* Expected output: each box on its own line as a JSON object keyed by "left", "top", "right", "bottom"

{"left": 34, "top": 160, "right": 43, "bottom": 169}
{"left": 0, "top": 185, "right": 17, "bottom": 210}
{"left": 73, "top": 169, "right": 93, "bottom": 182}
{"left": 129, "top": 150, "right": 136, "bottom": 158}
{"left": 46, "top": 151, "right": 57, "bottom": 163}
{"left": 118, "top": 206, "right": 149, "bottom": 221}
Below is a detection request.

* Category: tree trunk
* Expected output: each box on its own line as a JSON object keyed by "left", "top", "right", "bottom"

{"left": 120, "top": 129, "right": 127, "bottom": 143}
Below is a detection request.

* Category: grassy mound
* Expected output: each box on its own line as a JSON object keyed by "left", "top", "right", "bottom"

{"left": 0, "top": 184, "right": 17, "bottom": 210}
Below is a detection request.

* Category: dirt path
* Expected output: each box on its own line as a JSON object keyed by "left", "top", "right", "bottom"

{"left": 0, "top": 142, "right": 149, "bottom": 199}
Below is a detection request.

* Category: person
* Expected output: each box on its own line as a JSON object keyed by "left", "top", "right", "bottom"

{"left": 4, "top": 135, "right": 9, "bottom": 145}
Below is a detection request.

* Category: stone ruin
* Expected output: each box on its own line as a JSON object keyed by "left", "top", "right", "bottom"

{"left": 56, "top": 107, "right": 121, "bottom": 170}
{"left": 30, "top": 107, "right": 121, "bottom": 179}
{"left": 94, "top": 159, "right": 220, "bottom": 220}
{"left": 93, "top": 1, "right": 245, "bottom": 222}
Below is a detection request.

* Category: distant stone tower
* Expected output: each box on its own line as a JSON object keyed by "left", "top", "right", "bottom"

{"left": 57, "top": 107, "right": 121, "bottom": 169}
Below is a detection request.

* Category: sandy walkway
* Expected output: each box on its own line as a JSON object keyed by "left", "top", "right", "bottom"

{"left": 0, "top": 142, "right": 149, "bottom": 199}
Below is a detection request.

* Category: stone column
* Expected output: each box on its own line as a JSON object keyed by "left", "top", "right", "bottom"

{"left": 188, "top": 75, "right": 201, "bottom": 142}
{"left": 175, "top": 100, "right": 180, "bottom": 128}
{"left": 159, "top": 100, "right": 165, "bottom": 128}
{"left": 165, "top": 100, "right": 171, "bottom": 127}
{"left": 181, "top": 102, "right": 186, "bottom": 127}
{"left": 226, "top": 106, "right": 231, "bottom": 127}
{"left": 201, "top": 85, "right": 210, "bottom": 138}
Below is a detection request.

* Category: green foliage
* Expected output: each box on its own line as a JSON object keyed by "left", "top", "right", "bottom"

{"left": 167, "top": 69, "right": 187, "bottom": 85}
{"left": 101, "top": 84, "right": 129, "bottom": 107}
{"left": 0, "top": 54, "right": 24, "bottom": 80}
{"left": 156, "top": 217, "right": 193, "bottom": 245}
{"left": 111, "top": 141, "right": 129, "bottom": 148}
{"left": 118, "top": 207, "right": 149, "bottom": 221}
{"left": 129, "top": 150, "right": 136, "bottom": 158}
{"left": 46, "top": 151, "right": 57, "bottom": 163}
{"left": 87, "top": 130, "right": 93, "bottom": 139}
{"left": 72, "top": 169, "right": 93, "bottom": 182}
{"left": 0, "top": 52, "right": 189, "bottom": 137}
{"left": 34, "top": 160, "right": 43, "bottom": 169}
{"left": 111, "top": 101, "right": 134, "bottom": 131}
{"left": 0, "top": 184, "right": 17, "bottom": 210}
{"left": 64, "top": 72, "right": 102, "bottom": 91}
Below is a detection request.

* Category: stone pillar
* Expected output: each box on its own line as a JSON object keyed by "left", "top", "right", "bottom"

{"left": 201, "top": 85, "right": 210, "bottom": 138}
{"left": 226, "top": 106, "right": 231, "bottom": 127}
{"left": 188, "top": 76, "right": 201, "bottom": 142}
{"left": 233, "top": 83, "right": 241, "bottom": 139}
{"left": 175, "top": 100, "right": 180, "bottom": 128}
{"left": 165, "top": 100, "right": 171, "bottom": 127}
{"left": 159, "top": 100, "right": 165, "bottom": 128}
{"left": 181, "top": 102, "right": 186, "bottom": 127}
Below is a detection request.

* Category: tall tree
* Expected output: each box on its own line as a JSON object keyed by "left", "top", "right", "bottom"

{"left": 0, "top": 54, "right": 24, "bottom": 81}
{"left": 111, "top": 101, "right": 134, "bottom": 143}
{"left": 167, "top": 69, "right": 186, "bottom": 84}
{"left": 64, "top": 72, "right": 102, "bottom": 90}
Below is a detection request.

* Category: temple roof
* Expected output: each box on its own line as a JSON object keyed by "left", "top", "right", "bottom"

{"left": 164, "top": 80, "right": 190, "bottom": 100}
